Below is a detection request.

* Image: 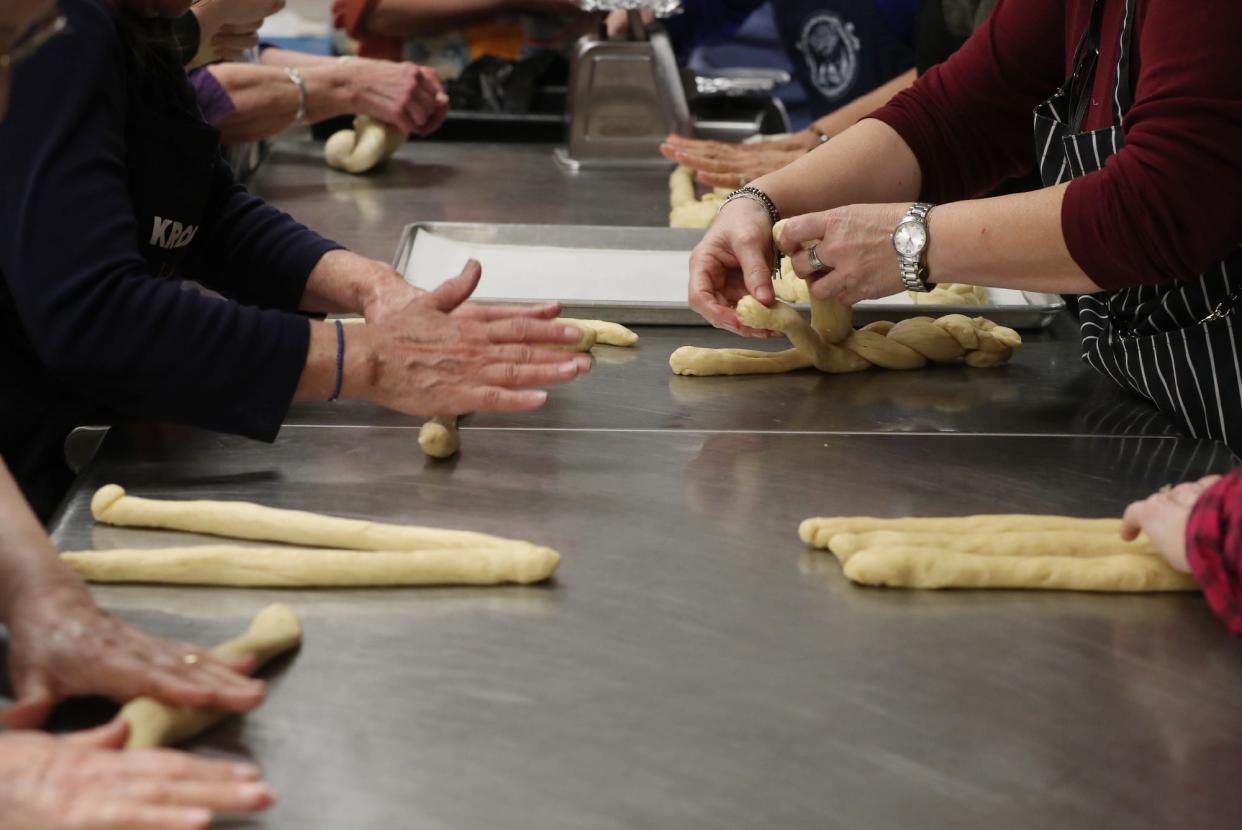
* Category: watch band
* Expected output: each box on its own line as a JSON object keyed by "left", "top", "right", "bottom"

{"left": 897, "top": 202, "right": 934, "bottom": 293}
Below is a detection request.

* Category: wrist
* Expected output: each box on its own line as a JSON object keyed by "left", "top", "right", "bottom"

{"left": 0, "top": 558, "right": 81, "bottom": 622}
{"left": 795, "top": 128, "right": 823, "bottom": 151}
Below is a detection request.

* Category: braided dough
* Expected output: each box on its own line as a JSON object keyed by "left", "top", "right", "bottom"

{"left": 120, "top": 604, "right": 303, "bottom": 748}
{"left": 802, "top": 514, "right": 1195, "bottom": 592}
{"left": 61, "top": 545, "right": 560, "bottom": 587}
{"left": 671, "top": 222, "right": 1021, "bottom": 376}
{"left": 324, "top": 116, "right": 406, "bottom": 174}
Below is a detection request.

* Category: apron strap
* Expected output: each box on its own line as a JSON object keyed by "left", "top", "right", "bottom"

{"left": 1110, "top": 0, "right": 1138, "bottom": 123}
{"left": 1067, "top": 0, "right": 1107, "bottom": 135}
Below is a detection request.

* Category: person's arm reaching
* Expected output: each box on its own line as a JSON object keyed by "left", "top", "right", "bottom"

{"left": 205, "top": 53, "right": 447, "bottom": 141}
{"left": 1122, "top": 470, "right": 1242, "bottom": 636}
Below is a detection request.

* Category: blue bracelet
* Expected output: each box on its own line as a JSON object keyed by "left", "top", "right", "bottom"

{"left": 328, "top": 319, "right": 345, "bottom": 402}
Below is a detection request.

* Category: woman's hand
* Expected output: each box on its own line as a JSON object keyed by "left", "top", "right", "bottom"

{"left": 687, "top": 198, "right": 778, "bottom": 337}
{"left": 189, "top": 0, "right": 286, "bottom": 63}
{"left": 2, "top": 575, "right": 266, "bottom": 730}
{"left": 347, "top": 259, "right": 592, "bottom": 415}
{"left": 345, "top": 59, "right": 449, "bottom": 137}
{"left": 0, "top": 722, "right": 272, "bottom": 829}
{"left": 661, "top": 133, "right": 819, "bottom": 189}
{"left": 777, "top": 203, "right": 908, "bottom": 305}
{"left": 1121, "top": 476, "right": 1223, "bottom": 572}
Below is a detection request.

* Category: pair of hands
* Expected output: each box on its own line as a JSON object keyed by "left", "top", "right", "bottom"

{"left": 689, "top": 196, "right": 908, "bottom": 336}
{"left": 355, "top": 259, "right": 592, "bottom": 416}
{"left": 0, "top": 571, "right": 274, "bottom": 827}
{"left": 661, "top": 133, "right": 821, "bottom": 189}
{"left": 189, "top": 0, "right": 285, "bottom": 63}
{"left": 346, "top": 58, "right": 449, "bottom": 137}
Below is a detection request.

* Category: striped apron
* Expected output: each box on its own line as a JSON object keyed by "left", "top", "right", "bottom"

{"left": 1033, "top": 0, "right": 1242, "bottom": 454}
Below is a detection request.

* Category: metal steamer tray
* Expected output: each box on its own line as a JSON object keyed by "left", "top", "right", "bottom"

{"left": 394, "top": 222, "right": 1065, "bottom": 328}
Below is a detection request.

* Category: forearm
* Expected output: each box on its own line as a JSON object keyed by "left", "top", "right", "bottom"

{"left": 754, "top": 118, "right": 922, "bottom": 218}
{"left": 0, "top": 463, "right": 72, "bottom": 620}
{"left": 925, "top": 184, "right": 1101, "bottom": 294}
{"left": 258, "top": 48, "right": 340, "bottom": 69}
{"left": 299, "top": 249, "right": 414, "bottom": 315}
{"left": 810, "top": 69, "right": 916, "bottom": 138}
{"left": 210, "top": 63, "right": 353, "bottom": 144}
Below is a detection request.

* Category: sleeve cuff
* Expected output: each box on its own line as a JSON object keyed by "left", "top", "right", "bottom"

{"left": 1185, "top": 472, "right": 1242, "bottom": 636}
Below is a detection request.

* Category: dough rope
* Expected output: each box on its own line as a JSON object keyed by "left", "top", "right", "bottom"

{"left": 91, "top": 485, "right": 527, "bottom": 551}
{"left": 801, "top": 514, "right": 1191, "bottom": 592}
{"left": 419, "top": 416, "right": 460, "bottom": 459}
{"left": 668, "top": 165, "right": 729, "bottom": 229}
{"left": 119, "top": 604, "right": 303, "bottom": 748}
{"left": 671, "top": 222, "right": 1021, "bottom": 376}
{"left": 910, "top": 282, "right": 989, "bottom": 305}
{"left": 556, "top": 318, "right": 640, "bottom": 347}
{"left": 324, "top": 116, "right": 406, "bottom": 174}
{"left": 842, "top": 548, "right": 1196, "bottom": 592}
{"left": 61, "top": 545, "right": 560, "bottom": 587}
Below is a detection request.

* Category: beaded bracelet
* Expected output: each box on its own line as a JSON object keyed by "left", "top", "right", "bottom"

{"left": 719, "top": 185, "right": 781, "bottom": 226}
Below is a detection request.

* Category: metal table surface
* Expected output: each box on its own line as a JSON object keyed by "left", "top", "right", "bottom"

{"left": 44, "top": 425, "right": 1242, "bottom": 830}
{"left": 18, "top": 140, "right": 1242, "bottom": 829}
{"left": 247, "top": 140, "right": 674, "bottom": 262}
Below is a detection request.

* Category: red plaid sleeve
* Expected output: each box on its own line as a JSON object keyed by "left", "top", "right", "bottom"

{"left": 1186, "top": 468, "right": 1242, "bottom": 636}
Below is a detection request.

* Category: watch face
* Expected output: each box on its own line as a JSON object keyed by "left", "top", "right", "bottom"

{"left": 893, "top": 221, "right": 927, "bottom": 258}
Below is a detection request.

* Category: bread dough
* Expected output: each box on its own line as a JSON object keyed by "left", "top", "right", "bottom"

{"left": 910, "top": 283, "right": 989, "bottom": 305}
{"left": 91, "top": 485, "right": 519, "bottom": 551}
{"left": 557, "top": 318, "right": 639, "bottom": 347}
{"left": 324, "top": 116, "right": 406, "bottom": 174}
{"left": 799, "top": 514, "right": 1124, "bottom": 547}
{"left": 419, "top": 416, "right": 460, "bottom": 459}
{"left": 671, "top": 222, "right": 1021, "bottom": 376}
{"left": 120, "top": 604, "right": 303, "bottom": 748}
{"left": 669, "top": 346, "right": 812, "bottom": 376}
{"left": 842, "top": 547, "right": 1197, "bottom": 592}
{"left": 668, "top": 165, "right": 729, "bottom": 229}
{"left": 61, "top": 544, "right": 561, "bottom": 587}
{"left": 825, "top": 530, "right": 1160, "bottom": 563}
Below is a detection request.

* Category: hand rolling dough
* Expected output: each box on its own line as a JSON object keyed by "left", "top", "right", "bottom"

{"left": 324, "top": 116, "right": 406, "bottom": 174}
{"left": 842, "top": 547, "right": 1196, "bottom": 592}
{"left": 61, "top": 544, "right": 560, "bottom": 587}
{"left": 91, "top": 485, "right": 520, "bottom": 551}
{"left": 120, "top": 604, "right": 303, "bottom": 748}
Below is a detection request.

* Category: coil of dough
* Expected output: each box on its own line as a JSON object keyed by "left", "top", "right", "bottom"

{"left": 324, "top": 116, "right": 406, "bottom": 174}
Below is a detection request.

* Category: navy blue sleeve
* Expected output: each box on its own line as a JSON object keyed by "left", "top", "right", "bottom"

{"left": 0, "top": 0, "right": 311, "bottom": 442}
{"left": 662, "top": 0, "right": 766, "bottom": 55}
{"left": 181, "top": 160, "right": 342, "bottom": 313}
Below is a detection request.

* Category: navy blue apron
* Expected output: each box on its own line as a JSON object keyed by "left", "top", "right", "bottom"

{"left": 1033, "top": 0, "right": 1242, "bottom": 453}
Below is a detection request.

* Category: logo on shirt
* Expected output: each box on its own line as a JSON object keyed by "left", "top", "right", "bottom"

{"left": 149, "top": 217, "right": 198, "bottom": 251}
{"left": 798, "top": 13, "right": 861, "bottom": 102}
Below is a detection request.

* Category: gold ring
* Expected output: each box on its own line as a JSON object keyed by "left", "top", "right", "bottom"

{"left": 182, "top": 653, "right": 201, "bottom": 666}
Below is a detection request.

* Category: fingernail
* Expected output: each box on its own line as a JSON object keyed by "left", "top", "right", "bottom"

{"left": 233, "top": 763, "right": 261, "bottom": 780}
{"left": 529, "top": 390, "right": 549, "bottom": 403}
{"left": 562, "top": 326, "right": 582, "bottom": 338}
{"left": 240, "top": 783, "right": 274, "bottom": 804}
{"left": 575, "top": 355, "right": 593, "bottom": 370}
{"left": 559, "top": 362, "right": 579, "bottom": 376}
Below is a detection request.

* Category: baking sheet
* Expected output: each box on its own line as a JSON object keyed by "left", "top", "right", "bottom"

{"left": 395, "top": 222, "right": 1065, "bottom": 327}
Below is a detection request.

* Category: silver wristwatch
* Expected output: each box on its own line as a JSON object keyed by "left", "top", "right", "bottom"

{"left": 892, "top": 202, "right": 935, "bottom": 292}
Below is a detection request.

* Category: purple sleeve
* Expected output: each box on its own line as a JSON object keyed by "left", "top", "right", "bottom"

{"left": 188, "top": 67, "right": 236, "bottom": 126}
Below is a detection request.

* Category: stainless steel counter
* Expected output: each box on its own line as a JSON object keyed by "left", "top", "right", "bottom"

{"left": 20, "top": 141, "right": 1242, "bottom": 829}
{"left": 46, "top": 426, "right": 1242, "bottom": 830}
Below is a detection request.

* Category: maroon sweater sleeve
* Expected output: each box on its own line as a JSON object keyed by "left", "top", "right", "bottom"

{"left": 867, "top": 0, "right": 1066, "bottom": 204}
{"left": 1186, "top": 469, "right": 1242, "bottom": 636}
{"left": 1063, "top": 0, "right": 1242, "bottom": 290}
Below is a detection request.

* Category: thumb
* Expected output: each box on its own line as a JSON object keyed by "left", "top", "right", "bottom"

{"left": 429, "top": 259, "right": 483, "bottom": 313}
{"left": 2, "top": 673, "right": 55, "bottom": 729}
{"left": 735, "top": 238, "right": 775, "bottom": 306}
{"left": 63, "top": 719, "right": 130, "bottom": 750}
